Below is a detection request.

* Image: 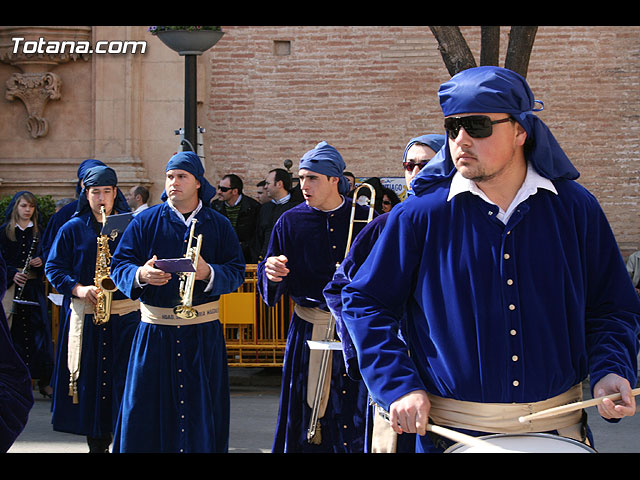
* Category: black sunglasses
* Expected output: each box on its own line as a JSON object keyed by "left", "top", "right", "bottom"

{"left": 217, "top": 185, "right": 232, "bottom": 192}
{"left": 444, "top": 115, "right": 513, "bottom": 139}
{"left": 402, "top": 160, "right": 429, "bottom": 172}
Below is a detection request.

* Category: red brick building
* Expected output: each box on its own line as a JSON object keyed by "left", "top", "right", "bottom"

{"left": 203, "top": 26, "right": 640, "bottom": 256}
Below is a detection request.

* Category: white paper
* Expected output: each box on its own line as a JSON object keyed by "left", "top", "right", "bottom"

{"left": 307, "top": 340, "right": 343, "bottom": 351}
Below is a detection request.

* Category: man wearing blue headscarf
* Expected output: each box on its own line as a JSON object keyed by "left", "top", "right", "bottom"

{"left": 40, "top": 159, "right": 108, "bottom": 263}
{"left": 258, "top": 141, "right": 373, "bottom": 452}
{"left": 323, "top": 134, "right": 444, "bottom": 453}
{"left": 109, "top": 151, "right": 245, "bottom": 453}
{"left": 45, "top": 165, "right": 140, "bottom": 453}
{"left": 341, "top": 67, "right": 640, "bottom": 453}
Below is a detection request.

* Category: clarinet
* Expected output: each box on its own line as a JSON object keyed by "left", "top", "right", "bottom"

{"left": 13, "top": 233, "right": 39, "bottom": 303}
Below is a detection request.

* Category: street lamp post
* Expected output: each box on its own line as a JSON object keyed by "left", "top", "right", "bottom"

{"left": 154, "top": 28, "right": 225, "bottom": 154}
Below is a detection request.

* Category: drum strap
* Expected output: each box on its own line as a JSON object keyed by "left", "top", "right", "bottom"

{"left": 428, "top": 384, "right": 584, "bottom": 438}
{"left": 294, "top": 304, "right": 333, "bottom": 418}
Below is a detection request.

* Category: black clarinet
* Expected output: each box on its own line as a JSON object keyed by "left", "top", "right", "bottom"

{"left": 13, "top": 233, "right": 39, "bottom": 304}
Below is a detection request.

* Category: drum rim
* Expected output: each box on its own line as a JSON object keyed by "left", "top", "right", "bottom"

{"left": 443, "top": 432, "right": 596, "bottom": 453}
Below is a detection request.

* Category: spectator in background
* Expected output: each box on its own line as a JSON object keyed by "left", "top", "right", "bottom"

{"left": 256, "top": 180, "right": 270, "bottom": 205}
{"left": 381, "top": 187, "right": 401, "bottom": 213}
{"left": 212, "top": 174, "right": 261, "bottom": 264}
{"left": 252, "top": 168, "right": 302, "bottom": 263}
{"left": 344, "top": 171, "right": 356, "bottom": 193}
{"left": 126, "top": 185, "right": 150, "bottom": 216}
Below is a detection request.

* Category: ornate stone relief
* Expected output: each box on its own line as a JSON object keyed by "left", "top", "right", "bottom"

{"left": 0, "top": 26, "right": 91, "bottom": 138}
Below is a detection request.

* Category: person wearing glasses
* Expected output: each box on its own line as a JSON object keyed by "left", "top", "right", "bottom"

{"left": 402, "top": 134, "right": 448, "bottom": 193}
{"left": 340, "top": 66, "right": 640, "bottom": 453}
{"left": 380, "top": 188, "right": 400, "bottom": 213}
{"left": 323, "top": 133, "right": 444, "bottom": 453}
{"left": 211, "top": 174, "right": 261, "bottom": 264}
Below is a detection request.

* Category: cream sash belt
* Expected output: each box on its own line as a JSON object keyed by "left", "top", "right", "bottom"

{"left": 67, "top": 297, "right": 140, "bottom": 403}
{"left": 140, "top": 300, "right": 219, "bottom": 326}
{"left": 294, "top": 304, "right": 333, "bottom": 418}
{"left": 371, "top": 384, "right": 585, "bottom": 452}
{"left": 427, "top": 384, "right": 585, "bottom": 440}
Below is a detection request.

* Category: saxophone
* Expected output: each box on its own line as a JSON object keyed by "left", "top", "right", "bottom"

{"left": 93, "top": 206, "right": 117, "bottom": 325}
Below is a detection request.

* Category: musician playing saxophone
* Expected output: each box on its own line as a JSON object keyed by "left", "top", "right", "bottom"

{"left": 0, "top": 191, "right": 53, "bottom": 399}
{"left": 258, "top": 141, "right": 374, "bottom": 453}
{"left": 45, "top": 165, "right": 139, "bottom": 453}
{"left": 109, "top": 151, "right": 245, "bottom": 453}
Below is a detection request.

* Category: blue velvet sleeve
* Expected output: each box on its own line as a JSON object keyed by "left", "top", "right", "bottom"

{"left": 341, "top": 205, "right": 426, "bottom": 410}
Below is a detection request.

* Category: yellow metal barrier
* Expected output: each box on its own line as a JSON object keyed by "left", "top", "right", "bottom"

{"left": 220, "top": 264, "right": 291, "bottom": 367}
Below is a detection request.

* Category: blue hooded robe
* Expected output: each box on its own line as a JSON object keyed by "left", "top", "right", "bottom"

{"left": 341, "top": 67, "right": 640, "bottom": 453}
{"left": 257, "top": 141, "right": 373, "bottom": 453}
{"left": 110, "top": 151, "right": 245, "bottom": 453}
{"left": 45, "top": 166, "right": 139, "bottom": 441}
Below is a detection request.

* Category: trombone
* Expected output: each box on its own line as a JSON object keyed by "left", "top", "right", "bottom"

{"left": 307, "top": 182, "right": 376, "bottom": 444}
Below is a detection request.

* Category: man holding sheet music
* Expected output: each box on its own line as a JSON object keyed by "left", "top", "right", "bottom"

{"left": 110, "top": 151, "right": 245, "bottom": 453}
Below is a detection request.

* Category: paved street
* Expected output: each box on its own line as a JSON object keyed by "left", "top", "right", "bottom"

{"left": 7, "top": 369, "right": 640, "bottom": 454}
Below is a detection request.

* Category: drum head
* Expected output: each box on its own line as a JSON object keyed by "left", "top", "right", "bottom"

{"left": 444, "top": 433, "right": 595, "bottom": 453}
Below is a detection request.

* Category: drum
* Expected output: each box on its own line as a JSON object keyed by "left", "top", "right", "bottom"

{"left": 444, "top": 433, "right": 596, "bottom": 453}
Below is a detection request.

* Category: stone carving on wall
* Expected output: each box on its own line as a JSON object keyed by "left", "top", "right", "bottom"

{"left": 5, "top": 71, "right": 61, "bottom": 138}
{"left": 0, "top": 26, "right": 91, "bottom": 138}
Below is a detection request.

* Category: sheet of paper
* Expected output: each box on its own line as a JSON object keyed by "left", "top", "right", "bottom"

{"left": 47, "top": 293, "right": 64, "bottom": 306}
{"left": 154, "top": 258, "right": 195, "bottom": 273}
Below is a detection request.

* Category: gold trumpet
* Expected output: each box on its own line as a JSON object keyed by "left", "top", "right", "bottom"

{"left": 93, "top": 206, "right": 117, "bottom": 325}
{"left": 307, "top": 182, "right": 376, "bottom": 444}
{"left": 173, "top": 219, "right": 203, "bottom": 320}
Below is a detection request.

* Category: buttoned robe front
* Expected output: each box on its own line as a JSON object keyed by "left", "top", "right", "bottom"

{"left": 45, "top": 212, "right": 140, "bottom": 438}
{"left": 258, "top": 198, "right": 372, "bottom": 453}
{"left": 109, "top": 202, "right": 245, "bottom": 453}
{"left": 341, "top": 177, "right": 640, "bottom": 452}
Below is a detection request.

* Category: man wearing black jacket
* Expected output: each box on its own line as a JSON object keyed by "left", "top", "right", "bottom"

{"left": 251, "top": 168, "right": 303, "bottom": 263}
{"left": 211, "top": 174, "right": 261, "bottom": 264}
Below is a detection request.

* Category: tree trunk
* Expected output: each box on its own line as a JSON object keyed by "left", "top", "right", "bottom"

{"left": 481, "top": 26, "right": 500, "bottom": 66}
{"left": 504, "top": 26, "right": 538, "bottom": 77}
{"left": 429, "top": 26, "right": 538, "bottom": 79}
{"left": 429, "top": 26, "right": 476, "bottom": 76}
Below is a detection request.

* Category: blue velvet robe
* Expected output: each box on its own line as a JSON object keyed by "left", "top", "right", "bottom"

{"left": 341, "top": 177, "right": 640, "bottom": 452}
{"left": 257, "top": 198, "right": 372, "bottom": 453}
{"left": 45, "top": 211, "right": 140, "bottom": 438}
{"left": 0, "top": 223, "right": 53, "bottom": 387}
{"left": 0, "top": 250, "right": 34, "bottom": 453}
{"left": 109, "top": 202, "right": 245, "bottom": 453}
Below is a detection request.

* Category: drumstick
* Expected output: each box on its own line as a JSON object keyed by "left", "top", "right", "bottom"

{"left": 427, "top": 424, "right": 513, "bottom": 452}
{"left": 518, "top": 387, "right": 640, "bottom": 424}
{"left": 377, "top": 407, "right": 512, "bottom": 452}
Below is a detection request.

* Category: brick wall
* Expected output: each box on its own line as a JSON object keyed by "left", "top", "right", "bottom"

{"left": 203, "top": 26, "right": 640, "bottom": 257}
